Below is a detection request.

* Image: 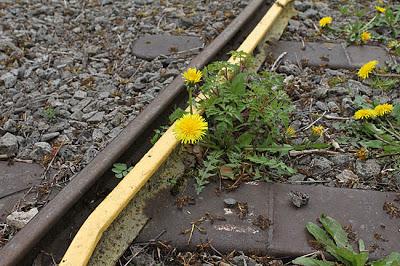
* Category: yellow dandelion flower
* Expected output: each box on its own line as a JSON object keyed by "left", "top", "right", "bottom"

{"left": 353, "top": 109, "right": 377, "bottom": 120}
{"left": 311, "top": 125, "right": 325, "bottom": 136}
{"left": 174, "top": 113, "right": 208, "bottom": 144}
{"left": 319, "top": 16, "right": 332, "bottom": 28}
{"left": 375, "top": 6, "right": 386, "bottom": 13}
{"left": 374, "top": 103, "right": 393, "bottom": 116}
{"left": 360, "top": 31, "right": 371, "bottom": 43}
{"left": 358, "top": 60, "right": 378, "bottom": 80}
{"left": 286, "top": 126, "right": 296, "bottom": 137}
{"left": 182, "top": 67, "right": 202, "bottom": 85}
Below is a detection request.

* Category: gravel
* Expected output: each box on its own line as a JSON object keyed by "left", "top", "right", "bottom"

{"left": 0, "top": 0, "right": 250, "bottom": 233}
{"left": 284, "top": 0, "right": 380, "bottom": 41}
{"left": 263, "top": 0, "right": 399, "bottom": 192}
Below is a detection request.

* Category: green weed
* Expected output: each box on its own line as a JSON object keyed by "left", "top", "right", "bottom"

{"left": 292, "top": 214, "right": 400, "bottom": 266}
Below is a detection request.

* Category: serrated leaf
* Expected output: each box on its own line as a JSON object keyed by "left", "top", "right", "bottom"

{"left": 230, "top": 72, "right": 246, "bottom": 95}
{"left": 292, "top": 257, "right": 335, "bottom": 266}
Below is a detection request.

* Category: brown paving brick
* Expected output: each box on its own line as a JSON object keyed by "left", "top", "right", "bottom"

{"left": 137, "top": 182, "right": 400, "bottom": 260}
{"left": 0, "top": 161, "right": 43, "bottom": 220}
{"left": 269, "top": 41, "right": 394, "bottom": 69}
{"left": 131, "top": 34, "right": 203, "bottom": 60}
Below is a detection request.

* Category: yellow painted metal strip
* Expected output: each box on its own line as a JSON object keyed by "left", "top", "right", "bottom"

{"left": 60, "top": 0, "right": 293, "bottom": 265}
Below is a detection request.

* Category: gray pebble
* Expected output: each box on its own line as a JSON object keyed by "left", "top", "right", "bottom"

{"left": 0, "top": 132, "right": 19, "bottom": 156}
{"left": 71, "top": 110, "right": 84, "bottom": 120}
{"left": 327, "top": 101, "right": 340, "bottom": 112}
{"left": 355, "top": 159, "right": 381, "bottom": 180}
{"left": 311, "top": 156, "right": 334, "bottom": 174}
{"left": 315, "top": 101, "right": 327, "bottom": 111}
{"left": 30, "top": 142, "right": 52, "bottom": 161}
{"left": 87, "top": 111, "right": 105, "bottom": 123}
{"left": 1, "top": 72, "right": 17, "bottom": 88}
{"left": 41, "top": 132, "right": 60, "bottom": 141}
{"left": 73, "top": 90, "right": 88, "bottom": 100}
{"left": 313, "top": 87, "right": 328, "bottom": 99}
{"left": 92, "top": 129, "right": 104, "bottom": 142}
{"left": 223, "top": 198, "right": 237, "bottom": 207}
{"left": 288, "top": 174, "right": 306, "bottom": 182}
{"left": 3, "top": 119, "right": 17, "bottom": 133}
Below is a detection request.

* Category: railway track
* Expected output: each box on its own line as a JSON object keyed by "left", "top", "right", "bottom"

{"left": 0, "top": 0, "right": 281, "bottom": 265}
{"left": 1, "top": 0, "right": 399, "bottom": 265}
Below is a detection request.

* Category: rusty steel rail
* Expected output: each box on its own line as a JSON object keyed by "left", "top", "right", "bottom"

{"left": 0, "top": 0, "right": 271, "bottom": 265}
{"left": 60, "top": 0, "right": 295, "bottom": 264}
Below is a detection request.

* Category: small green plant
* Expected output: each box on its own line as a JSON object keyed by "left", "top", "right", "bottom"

{"left": 352, "top": 102, "right": 400, "bottom": 155}
{"left": 339, "top": 5, "right": 350, "bottom": 16}
{"left": 43, "top": 106, "right": 56, "bottom": 121}
{"left": 191, "top": 52, "right": 296, "bottom": 193}
{"left": 292, "top": 214, "right": 400, "bottom": 266}
{"left": 112, "top": 163, "right": 133, "bottom": 179}
{"left": 195, "top": 151, "right": 222, "bottom": 194}
{"left": 369, "top": 77, "right": 399, "bottom": 91}
{"left": 374, "top": 6, "right": 400, "bottom": 39}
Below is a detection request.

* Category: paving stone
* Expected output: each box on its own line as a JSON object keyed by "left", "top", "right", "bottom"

{"left": 269, "top": 41, "right": 395, "bottom": 70}
{"left": 131, "top": 34, "right": 203, "bottom": 60}
{"left": 136, "top": 182, "right": 400, "bottom": 260}
{"left": 0, "top": 161, "right": 43, "bottom": 220}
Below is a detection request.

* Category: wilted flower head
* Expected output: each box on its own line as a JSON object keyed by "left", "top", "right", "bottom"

{"left": 358, "top": 60, "right": 378, "bottom": 80}
{"left": 356, "top": 147, "right": 368, "bottom": 160}
{"left": 353, "top": 109, "right": 377, "bottom": 120}
{"left": 374, "top": 103, "right": 393, "bottom": 117}
{"left": 311, "top": 125, "right": 325, "bottom": 136}
{"left": 182, "top": 67, "right": 202, "bottom": 85}
{"left": 286, "top": 126, "right": 296, "bottom": 137}
{"left": 319, "top": 16, "right": 332, "bottom": 28}
{"left": 174, "top": 113, "right": 208, "bottom": 144}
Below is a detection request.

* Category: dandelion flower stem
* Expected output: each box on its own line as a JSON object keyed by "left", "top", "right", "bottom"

{"left": 373, "top": 134, "right": 391, "bottom": 145}
{"left": 381, "top": 122, "right": 400, "bottom": 141}
{"left": 188, "top": 86, "right": 193, "bottom": 114}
